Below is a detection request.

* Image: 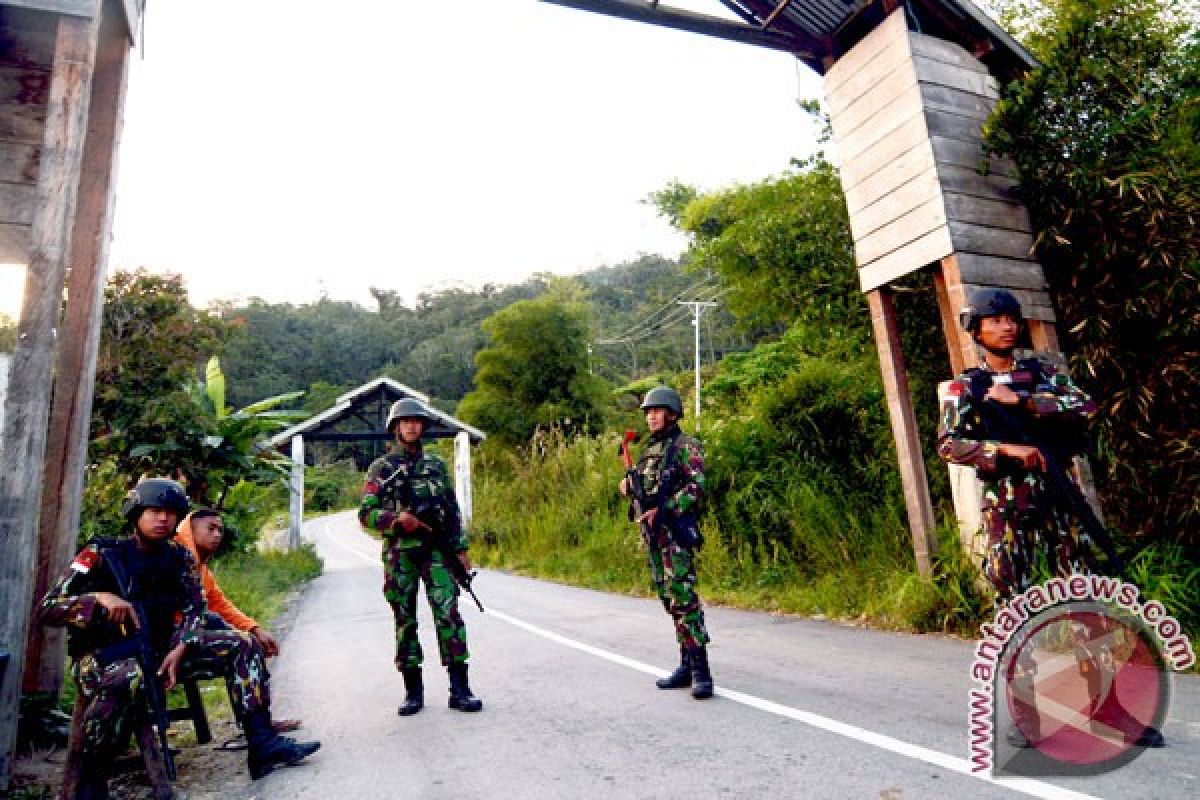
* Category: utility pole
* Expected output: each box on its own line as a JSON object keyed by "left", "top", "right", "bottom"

{"left": 678, "top": 301, "right": 717, "bottom": 419}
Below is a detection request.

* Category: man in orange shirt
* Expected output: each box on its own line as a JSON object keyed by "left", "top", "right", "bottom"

{"left": 176, "top": 509, "right": 280, "bottom": 655}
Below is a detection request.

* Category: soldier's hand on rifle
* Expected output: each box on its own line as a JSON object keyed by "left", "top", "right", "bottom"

{"left": 637, "top": 508, "right": 658, "bottom": 528}
{"left": 458, "top": 552, "right": 473, "bottom": 572}
{"left": 986, "top": 383, "right": 1023, "bottom": 406}
{"left": 998, "top": 443, "right": 1046, "bottom": 471}
{"left": 251, "top": 626, "right": 281, "bottom": 657}
{"left": 395, "top": 511, "right": 422, "bottom": 534}
{"left": 94, "top": 592, "right": 138, "bottom": 627}
{"left": 158, "top": 643, "right": 187, "bottom": 690}
{"left": 618, "top": 476, "right": 629, "bottom": 497}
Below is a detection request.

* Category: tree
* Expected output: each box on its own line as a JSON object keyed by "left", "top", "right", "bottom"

{"left": 90, "top": 269, "right": 231, "bottom": 470}
{"left": 986, "top": 0, "right": 1199, "bottom": 543}
{"left": 457, "top": 288, "right": 609, "bottom": 445}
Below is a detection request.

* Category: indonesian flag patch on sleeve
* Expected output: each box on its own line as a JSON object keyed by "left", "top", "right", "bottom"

{"left": 71, "top": 549, "right": 100, "bottom": 574}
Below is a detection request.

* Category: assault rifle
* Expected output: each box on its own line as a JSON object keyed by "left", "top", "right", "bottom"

{"left": 619, "top": 429, "right": 653, "bottom": 538}
{"left": 101, "top": 547, "right": 177, "bottom": 781}
{"left": 966, "top": 369, "right": 1124, "bottom": 577}
{"left": 411, "top": 497, "right": 485, "bottom": 613}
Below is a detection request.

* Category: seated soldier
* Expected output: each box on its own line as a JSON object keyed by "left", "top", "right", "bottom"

{"left": 39, "top": 479, "right": 320, "bottom": 798}
{"left": 175, "top": 508, "right": 301, "bottom": 733}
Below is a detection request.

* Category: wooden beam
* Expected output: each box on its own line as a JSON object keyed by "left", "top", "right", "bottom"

{"left": 934, "top": 256, "right": 969, "bottom": 375}
{"left": 867, "top": 287, "right": 937, "bottom": 578}
{"left": 26, "top": 0, "right": 130, "bottom": 697}
{"left": 0, "top": 0, "right": 97, "bottom": 17}
{"left": 539, "top": 0, "right": 819, "bottom": 62}
{"left": 0, "top": 9, "right": 100, "bottom": 789}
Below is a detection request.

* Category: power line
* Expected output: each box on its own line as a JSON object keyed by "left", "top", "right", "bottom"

{"left": 594, "top": 275, "right": 719, "bottom": 345}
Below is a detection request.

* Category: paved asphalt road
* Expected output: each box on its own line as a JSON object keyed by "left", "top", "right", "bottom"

{"left": 236, "top": 512, "right": 1197, "bottom": 800}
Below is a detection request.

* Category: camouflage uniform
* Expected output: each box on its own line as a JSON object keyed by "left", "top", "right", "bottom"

{"left": 359, "top": 447, "right": 470, "bottom": 669}
{"left": 635, "top": 425, "right": 709, "bottom": 649}
{"left": 38, "top": 537, "right": 272, "bottom": 762}
{"left": 937, "top": 358, "right": 1101, "bottom": 599}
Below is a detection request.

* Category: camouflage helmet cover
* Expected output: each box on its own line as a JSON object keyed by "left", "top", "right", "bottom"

{"left": 640, "top": 386, "right": 684, "bottom": 417}
{"left": 959, "top": 288, "right": 1023, "bottom": 333}
{"left": 386, "top": 397, "right": 436, "bottom": 433}
{"left": 121, "top": 478, "right": 190, "bottom": 521}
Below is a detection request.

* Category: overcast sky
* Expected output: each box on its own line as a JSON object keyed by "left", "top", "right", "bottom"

{"left": 91, "top": 0, "right": 825, "bottom": 311}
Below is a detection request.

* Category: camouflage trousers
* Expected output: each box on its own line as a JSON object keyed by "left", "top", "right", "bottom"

{"left": 383, "top": 545, "right": 469, "bottom": 669}
{"left": 981, "top": 478, "right": 1101, "bottom": 601}
{"left": 645, "top": 532, "right": 709, "bottom": 649}
{"left": 73, "top": 628, "right": 269, "bottom": 760}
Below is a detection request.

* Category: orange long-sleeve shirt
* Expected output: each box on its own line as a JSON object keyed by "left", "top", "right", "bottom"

{"left": 176, "top": 513, "right": 259, "bottom": 633}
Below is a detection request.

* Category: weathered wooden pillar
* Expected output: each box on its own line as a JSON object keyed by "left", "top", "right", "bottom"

{"left": 25, "top": 0, "right": 132, "bottom": 697}
{"left": 0, "top": 3, "right": 102, "bottom": 787}
{"left": 867, "top": 287, "right": 937, "bottom": 576}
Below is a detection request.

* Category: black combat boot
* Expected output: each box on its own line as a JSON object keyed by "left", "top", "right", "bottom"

{"left": 398, "top": 668, "right": 424, "bottom": 716}
{"left": 447, "top": 663, "right": 483, "bottom": 712}
{"left": 656, "top": 646, "right": 692, "bottom": 689}
{"left": 245, "top": 709, "right": 321, "bottom": 780}
{"left": 689, "top": 646, "right": 714, "bottom": 699}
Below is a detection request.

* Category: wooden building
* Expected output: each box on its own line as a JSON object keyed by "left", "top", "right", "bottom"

{"left": 541, "top": 0, "right": 1072, "bottom": 577}
{"left": 0, "top": 0, "right": 143, "bottom": 788}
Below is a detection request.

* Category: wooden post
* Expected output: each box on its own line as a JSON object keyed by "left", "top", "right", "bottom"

{"left": 454, "top": 431, "right": 473, "bottom": 529}
{"left": 867, "top": 287, "right": 937, "bottom": 577}
{"left": 0, "top": 9, "right": 101, "bottom": 788}
{"left": 26, "top": 0, "right": 131, "bottom": 697}
{"left": 935, "top": 255, "right": 977, "bottom": 374}
{"left": 288, "top": 435, "right": 304, "bottom": 551}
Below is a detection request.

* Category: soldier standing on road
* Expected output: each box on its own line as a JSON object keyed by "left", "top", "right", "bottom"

{"left": 358, "top": 398, "right": 483, "bottom": 716}
{"left": 39, "top": 478, "right": 320, "bottom": 798}
{"left": 619, "top": 386, "right": 714, "bottom": 699}
{"left": 938, "top": 288, "right": 1162, "bottom": 749}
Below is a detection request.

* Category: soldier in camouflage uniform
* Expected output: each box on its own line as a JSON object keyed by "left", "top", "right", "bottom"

{"left": 619, "top": 386, "right": 713, "bottom": 699}
{"left": 937, "top": 291, "right": 1163, "bottom": 750}
{"left": 39, "top": 479, "right": 319, "bottom": 798}
{"left": 937, "top": 289, "right": 1101, "bottom": 599}
{"left": 359, "top": 397, "right": 482, "bottom": 716}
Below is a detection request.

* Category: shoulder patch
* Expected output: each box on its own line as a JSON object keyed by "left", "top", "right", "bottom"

{"left": 71, "top": 548, "right": 100, "bottom": 574}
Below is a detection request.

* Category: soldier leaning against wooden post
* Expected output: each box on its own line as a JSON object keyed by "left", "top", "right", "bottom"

{"left": 619, "top": 386, "right": 714, "bottom": 699}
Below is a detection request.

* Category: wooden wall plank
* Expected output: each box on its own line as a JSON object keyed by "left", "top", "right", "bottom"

{"left": 954, "top": 252, "right": 1047, "bottom": 289}
{"left": 945, "top": 191, "right": 1032, "bottom": 232}
{"left": 839, "top": 112, "right": 931, "bottom": 192}
{"left": 1, "top": 1, "right": 97, "bottom": 18}
{"left": 0, "top": 102, "right": 48, "bottom": 143}
{"left": 947, "top": 221, "right": 1036, "bottom": 262}
{"left": 0, "top": 66, "right": 50, "bottom": 107}
{"left": 909, "top": 32, "right": 991, "bottom": 75}
{"left": 0, "top": 220, "right": 29, "bottom": 261}
{"left": 0, "top": 8, "right": 58, "bottom": 68}
{"left": 858, "top": 226, "right": 955, "bottom": 291}
{"left": 931, "top": 135, "right": 1018, "bottom": 178}
{"left": 0, "top": 181, "right": 35, "bottom": 224}
{"left": 835, "top": 101, "right": 926, "bottom": 167}
{"left": 924, "top": 106, "right": 991, "bottom": 143}
{"left": 854, "top": 195, "right": 947, "bottom": 265}
{"left": 935, "top": 162, "right": 1018, "bottom": 202}
{"left": 850, "top": 167, "right": 942, "bottom": 239}
{"left": 826, "top": 24, "right": 914, "bottom": 116}
{"left": 919, "top": 83, "right": 996, "bottom": 123}
{"left": 830, "top": 67, "right": 921, "bottom": 150}
{"left": 825, "top": 7, "right": 908, "bottom": 93}
{"left": 843, "top": 139, "right": 938, "bottom": 215}
{"left": 914, "top": 55, "right": 998, "bottom": 98}
{"left": 0, "top": 142, "right": 39, "bottom": 183}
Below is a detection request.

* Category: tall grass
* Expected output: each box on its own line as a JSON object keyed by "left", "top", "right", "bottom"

{"left": 472, "top": 429, "right": 989, "bottom": 634}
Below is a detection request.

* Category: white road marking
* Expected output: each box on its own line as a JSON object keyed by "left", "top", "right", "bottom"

{"left": 487, "top": 608, "right": 1103, "bottom": 800}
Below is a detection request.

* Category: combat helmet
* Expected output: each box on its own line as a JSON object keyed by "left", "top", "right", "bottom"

{"left": 121, "top": 478, "right": 190, "bottom": 521}
{"left": 640, "top": 386, "right": 684, "bottom": 417}
{"left": 959, "top": 288, "right": 1023, "bottom": 334}
{"left": 386, "top": 397, "right": 436, "bottom": 433}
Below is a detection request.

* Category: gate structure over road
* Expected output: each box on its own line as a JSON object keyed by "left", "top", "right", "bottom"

{"left": 268, "top": 377, "right": 486, "bottom": 549}
{"left": 541, "top": 0, "right": 1084, "bottom": 577}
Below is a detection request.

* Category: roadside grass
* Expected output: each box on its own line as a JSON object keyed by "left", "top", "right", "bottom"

{"left": 471, "top": 431, "right": 992, "bottom": 637}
